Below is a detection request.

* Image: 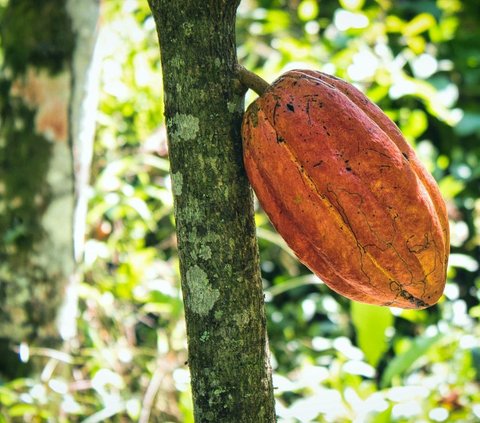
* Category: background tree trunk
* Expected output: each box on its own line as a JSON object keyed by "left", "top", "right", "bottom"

{"left": 0, "top": 0, "right": 100, "bottom": 377}
{"left": 147, "top": 1, "right": 276, "bottom": 421}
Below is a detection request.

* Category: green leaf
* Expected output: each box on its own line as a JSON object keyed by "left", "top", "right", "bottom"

{"left": 400, "top": 109, "right": 428, "bottom": 140}
{"left": 398, "top": 309, "right": 428, "bottom": 324}
{"left": 403, "top": 13, "right": 436, "bottom": 37}
{"left": 256, "top": 227, "right": 296, "bottom": 258}
{"left": 266, "top": 275, "right": 320, "bottom": 297}
{"left": 386, "top": 15, "right": 405, "bottom": 33}
{"left": 339, "top": 0, "right": 365, "bottom": 11}
{"left": 380, "top": 332, "right": 443, "bottom": 388}
{"left": 370, "top": 405, "right": 393, "bottom": 423}
{"left": 438, "top": 175, "right": 465, "bottom": 199}
{"left": 7, "top": 403, "right": 38, "bottom": 417}
{"left": 263, "top": 9, "right": 290, "bottom": 34}
{"left": 351, "top": 302, "right": 393, "bottom": 367}
{"left": 0, "top": 387, "right": 17, "bottom": 406}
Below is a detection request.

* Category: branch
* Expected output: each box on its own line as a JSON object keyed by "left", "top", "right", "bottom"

{"left": 235, "top": 64, "right": 270, "bottom": 96}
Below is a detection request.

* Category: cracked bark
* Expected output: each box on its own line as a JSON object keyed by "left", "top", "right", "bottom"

{"left": 147, "top": 1, "right": 276, "bottom": 422}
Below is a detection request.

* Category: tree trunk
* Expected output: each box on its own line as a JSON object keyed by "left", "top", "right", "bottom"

{"left": 0, "top": 0, "right": 100, "bottom": 377}
{"left": 147, "top": 1, "right": 276, "bottom": 421}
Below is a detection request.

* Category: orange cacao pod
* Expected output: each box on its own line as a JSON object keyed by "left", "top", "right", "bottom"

{"left": 242, "top": 70, "right": 449, "bottom": 309}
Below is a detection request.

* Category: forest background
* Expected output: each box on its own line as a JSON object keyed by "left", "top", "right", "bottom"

{"left": 0, "top": 0, "right": 479, "bottom": 421}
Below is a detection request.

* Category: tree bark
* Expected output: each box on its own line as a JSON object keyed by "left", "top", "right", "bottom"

{"left": 147, "top": 1, "right": 276, "bottom": 421}
{"left": 0, "top": 0, "right": 100, "bottom": 376}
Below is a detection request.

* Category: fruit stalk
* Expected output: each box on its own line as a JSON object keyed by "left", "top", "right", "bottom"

{"left": 235, "top": 64, "right": 270, "bottom": 96}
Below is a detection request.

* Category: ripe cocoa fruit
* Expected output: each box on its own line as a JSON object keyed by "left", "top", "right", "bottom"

{"left": 242, "top": 70, "right": 449, "bottom": 309}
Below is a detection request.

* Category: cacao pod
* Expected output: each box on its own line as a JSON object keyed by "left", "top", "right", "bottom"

{"left": 242, "top": 70, "right": 449, "bottom": 309}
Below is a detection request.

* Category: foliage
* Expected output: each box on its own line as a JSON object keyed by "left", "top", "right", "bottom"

{"left": 239, "top": 0, "right": 480, "bottom": 421}
{"left": 1, "top": 0, "right": 479, "bottom": 422}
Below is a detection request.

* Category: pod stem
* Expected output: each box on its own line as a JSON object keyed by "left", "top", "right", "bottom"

{"left": 235, "top": 64, "right": 270, "bottom": 96}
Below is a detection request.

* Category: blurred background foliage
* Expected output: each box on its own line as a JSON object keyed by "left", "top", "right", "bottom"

{"left": 0, "top": 0, "right": 479, "bottom": 421}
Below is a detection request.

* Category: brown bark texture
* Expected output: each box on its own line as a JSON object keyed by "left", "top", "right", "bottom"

{"left": 147, "top": 1, "right": 276, "bottom": 421}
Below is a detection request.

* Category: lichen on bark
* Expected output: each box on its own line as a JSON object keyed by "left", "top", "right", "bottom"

{"left": 0, "top": 0, "right": 100, "bottom": 376}
{"left": 0, "top": 1, "right": 76, "bottom": 354}
{"left": 147, "top": 1, "right": 276, "bottom": 421}
{"left": 186, "top": 265, "right": 220, "bottom": 316}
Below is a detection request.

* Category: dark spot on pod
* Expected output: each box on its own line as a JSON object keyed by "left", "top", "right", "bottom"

{"left": 313, "top": 161, "right": 323, "bottom": 168}
{"left": 276, "top": 136, "right": 285, "bottom": 143}
{"left": 402, "top": 152, "right": 409, "bottom": 161}
{"left": 389, "top": 280, "right": 400, "bottom": 293}
{"left": 346, "top": 167, "right": 352, "bottom": 172}
{"left": 287, "top": 103, "right": 295, "bottom": 112}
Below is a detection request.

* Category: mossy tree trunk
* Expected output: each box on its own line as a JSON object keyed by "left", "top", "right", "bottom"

{"left": 147, "top": 1, "right": 276, "bottom": 421}
{"left": 0, "top": 0, "right": 100, "bottom": 377}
